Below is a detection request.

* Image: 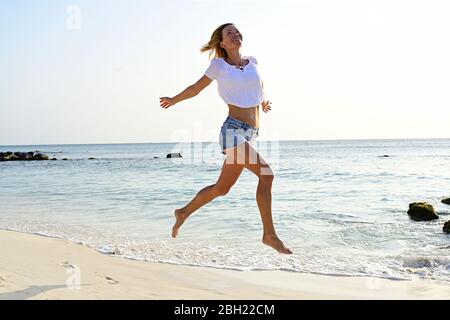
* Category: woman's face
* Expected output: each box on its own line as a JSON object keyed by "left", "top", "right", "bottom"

{"left": 220, "top": 25, "right": 242, "bottom": 50}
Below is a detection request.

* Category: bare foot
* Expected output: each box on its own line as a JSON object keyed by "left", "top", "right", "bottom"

{"left": 262, "top": 235, "right": 293, "bottom": 254}
{"left": 172, "top": 209, "right": 188, "bottom": 238}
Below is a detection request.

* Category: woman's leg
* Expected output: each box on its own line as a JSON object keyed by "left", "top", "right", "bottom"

{"left": 236, "top": 142, "right": 293, "bottom": 254}
{"left": 172, "top": 152, "right": 244, "bottom": 238}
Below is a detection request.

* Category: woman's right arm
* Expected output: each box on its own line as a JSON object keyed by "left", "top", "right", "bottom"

{"left": 160, "top": 75, "right": 213, "bottom": 109}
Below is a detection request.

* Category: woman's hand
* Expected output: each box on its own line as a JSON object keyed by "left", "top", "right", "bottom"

{"left": 160, "top": 97, "right": 176, "bottom": 109}
{"left": 261, "top": 100, "right": 272, "bottom": 113}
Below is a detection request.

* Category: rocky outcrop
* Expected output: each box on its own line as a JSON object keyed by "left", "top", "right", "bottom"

{"left": 1, "top": 151, "right": 49, "bottom": 161}
{"left": 441, "top": 198, "right": 450, "bottom": 205}
{"left": 407, "top": 202, "right": 439, "bottom": 221}
{"left": 32, "top": 153, "right": 49, "bottom": 160}
{"left": 166, "top": 153, "right": 182, "bottom": 158}
{"left": 443, "top": 221, "right": 450, "bottom": 233}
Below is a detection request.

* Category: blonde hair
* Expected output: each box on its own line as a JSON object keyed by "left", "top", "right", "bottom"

{"left": 200, "top": 23, "right": 242, "bottom": 59}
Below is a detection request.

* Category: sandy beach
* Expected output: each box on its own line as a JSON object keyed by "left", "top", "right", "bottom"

{"left": 0, "top": 229, "right": 448, "bottom": 300}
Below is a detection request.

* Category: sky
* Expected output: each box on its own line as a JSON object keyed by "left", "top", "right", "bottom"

{"left": 1, "top": 0, "right": 450, "bottom": 145}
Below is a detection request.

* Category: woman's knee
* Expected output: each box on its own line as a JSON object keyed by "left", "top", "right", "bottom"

{"left": 259, "top": 170, "right": 274, "bottom": 183}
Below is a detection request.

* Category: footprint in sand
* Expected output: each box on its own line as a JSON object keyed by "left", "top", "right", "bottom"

{"left": 93, "top": 272, "right": 119, "bottom": 285}
{"left": 59, "top": 261, "right": 76, "bottom": 270}
{"left": 105, "top": 276, "right": 119, "bottom": 285}
{"left": 0, "top": 275, "right": 5, "bottom": 287}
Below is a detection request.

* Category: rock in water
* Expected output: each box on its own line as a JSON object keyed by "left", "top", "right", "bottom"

{"left": 441, "top": 198, "right": 450, "bottom": 205}
{"left": 166, "top": 153, "right": 182, "bottom": 158}
{"left": 0, "top": 154, "right": 18, "bottom": 161}
{"left": 443, "top": 221, "right": 450, "bottom": 233}
{"left": 32, "top": 153, "right": 49, "bottom": 160}
{"left": 1, "top": 151, "right": 51, "bottom": 161}
{"left": 407, "top": 202, "right": 439, "bottom": 221}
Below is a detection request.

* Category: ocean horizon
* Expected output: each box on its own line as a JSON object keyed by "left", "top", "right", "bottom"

{"left": 3, "top": 136, "right": 450, "bottom": 146}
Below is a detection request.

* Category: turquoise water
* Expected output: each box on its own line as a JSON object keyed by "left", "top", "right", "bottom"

{"left": 1, "top": 139, "right": 450, "bottom": 281}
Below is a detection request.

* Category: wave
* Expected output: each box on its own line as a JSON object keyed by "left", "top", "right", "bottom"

{"left": 2, "top": 225, "right": 449, "bottom": 282}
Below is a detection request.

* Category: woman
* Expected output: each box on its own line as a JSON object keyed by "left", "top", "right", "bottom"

{"left": 159, "top": 23, "right": 292, "bottom": 254}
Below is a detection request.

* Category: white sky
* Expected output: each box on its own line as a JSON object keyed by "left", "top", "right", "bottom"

{"left": 1, "top": 0, "right": 449, "bottom": 145}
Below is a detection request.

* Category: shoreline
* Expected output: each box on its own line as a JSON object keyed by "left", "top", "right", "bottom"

{"left": 1, "top": 230, "right": 449, "bottom": 300}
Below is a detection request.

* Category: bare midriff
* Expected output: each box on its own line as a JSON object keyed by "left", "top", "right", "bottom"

{"left": 227, "top": 104, "right": 260, "bottom": 128}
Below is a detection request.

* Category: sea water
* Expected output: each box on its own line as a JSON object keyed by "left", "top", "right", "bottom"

{"left": 1, "top": 139, "right": 449, "bottom": 281}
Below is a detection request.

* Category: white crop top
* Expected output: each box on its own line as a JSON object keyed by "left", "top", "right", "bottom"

{"left": 204, "top": 55, "right": 265, "bottom": 108}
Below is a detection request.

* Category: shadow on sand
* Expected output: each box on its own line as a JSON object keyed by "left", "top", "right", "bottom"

{"left": 0, "top": 284, "right": 90, "bottom": 300}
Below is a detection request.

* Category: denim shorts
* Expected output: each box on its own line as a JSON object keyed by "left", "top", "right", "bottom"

{"left": 219, "top": 115, "right": 259, "bottom": 155}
